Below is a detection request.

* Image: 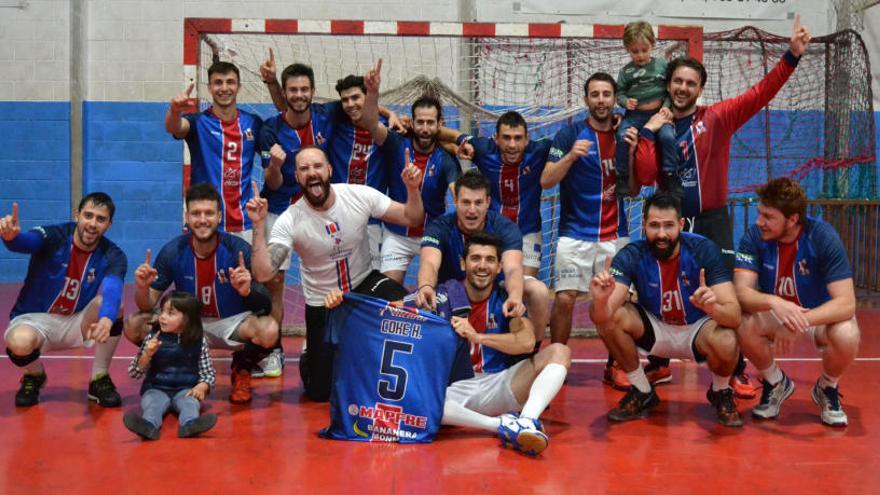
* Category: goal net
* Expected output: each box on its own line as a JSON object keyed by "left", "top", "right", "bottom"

{"left": 184, "top": 19, "right": 875, "bottom": 331}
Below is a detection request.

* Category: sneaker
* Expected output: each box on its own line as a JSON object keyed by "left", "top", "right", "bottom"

{"left": 230, "top": 367, "right": 252, "bottom": 404}
{"left": 811, "top": 381, "right": 848, "bottom": 427}
{"left": 15, "top": 373, "right": 47, "bottom": 407}
{"left": 603, "top": 362, "right": 631, "bottom": 391}
{"left": 644, "top": 363, "right": 672, "bottom": 386}
{"left": 608, "top": 386, "right": 660, "bottom": 422}
{"left": 123, "top": 413, "right": 160, "bottom": 440}
{"left": 752, "top": 374, "right": 795, "bottom": 419}
{"left": 707, "top": 387, "right": 744, "bottom": 427}
{"left": 730, "top": 372, "right": 758, "bottom": 400}
{"left": 497, "top": 413, "right": 549, "bottom": 456}
{"left": 88, "top": 373, "right": 122, "bottom": 408}
{"left": 258, "top": 349, "right": 284, "bottom": 378}
{"left": 178, "top": 413, "right": 218, "bottom": 438}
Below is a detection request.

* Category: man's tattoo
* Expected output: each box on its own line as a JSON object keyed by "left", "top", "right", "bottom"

{"left": 268, "top": 243, "right": 291, "bottom": 271}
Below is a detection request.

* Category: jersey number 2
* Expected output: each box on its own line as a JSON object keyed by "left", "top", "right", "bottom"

{"left": 378, "top": 340, "right": 413, "bottom": 401}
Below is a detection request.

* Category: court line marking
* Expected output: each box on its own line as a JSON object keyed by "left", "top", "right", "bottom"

{"left": 4, "top": 356, "right": 880, "bottom": 363}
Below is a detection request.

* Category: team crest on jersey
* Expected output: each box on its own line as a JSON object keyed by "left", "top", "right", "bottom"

{"left": 680, "top": 271, "right": 691, "bottom": 287}
{"left": 427, "top": 165, "right": 436, "bottom": 177}
{"left": 488, "top": 313, "right": 497, "bottom": 330}
{"left": 798, "top": 259, "right": 810, "bottom": 276}
{"left": 348, "top": 402, "right": 428, "bottom": 442}
{"left": 86, "top": 268, "right": 96, "bottom": 284}
{"left": 694, "top": 121, "right": 707, "bottom": 136}
{"left": 522, "top": 166, "right": 531, "bottom": 176}
{"left": 316, "top": 132, "right": 326, "bottom": 145}
{"left": 325, "top": 221, "right": 342, "bottom": 245}
{"left": 245, "top": 128, "right": 254, "bottom": 141}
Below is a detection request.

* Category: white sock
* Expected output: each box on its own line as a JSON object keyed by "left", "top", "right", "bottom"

{"left": 818, "top": 372, "right": 839, "bottom": 389}
{"left": 712, "top": 373, "right": 731, "bottom": 392}
{"left": 520, "top": 363, "right": 567, "bottom": 419}
{"left": 441, "top": 400, "right": 501, "bottom": 433}
{"left": 91, "top": 335, "right": 120, "bottom": 379}
{"left": 626, "top": 367, "right": 651, "bottom": 393}
{"left": 760, "top": 362, "right": 783, "bottom": 386}
{"left": 24, "top": 360, "right": 45, "bottom": 376}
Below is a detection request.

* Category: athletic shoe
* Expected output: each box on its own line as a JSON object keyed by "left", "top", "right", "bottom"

{"left": 259, "top": 349, "right": 284, "bottom": 378}
{"left": 15, "top": 373, "right": 47, "bottom": 407}
{"left": 706, "top": 387, "right": 744, "bottom": 427}
{"left": 603, "top": 362, "right": 631, "bottom": 391}
{"left": 497, "top": 413, "right": 549, "bottom": 456}
{"left": 123, "top": 413, "right": 160, "bottom": 440}
{"left": 811, "top": 381, "right": 848, "bottom": 427}
{"left": 178, "top": 413, "right": 218, "bottom": 438}
{"left": 644, "top": 363, "right": 672, "bottom": 386}
{"left": 230, "top": 368, "right": 253, "bottom": 404}
{"left": 88, "top": 373, "right": 122, "bottom": 407}
{"left": 730, "top": 372, "right": 758, "bottom": 400}
{"left": 608, "top": 386, "right": 659, "bottom": 422}
{"left": 752, "top": 374, "right": 795, "bottom": 419}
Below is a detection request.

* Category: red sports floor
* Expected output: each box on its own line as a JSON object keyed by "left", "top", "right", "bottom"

{"left": 1, "top": 294, "right": 879, "bottom": 493}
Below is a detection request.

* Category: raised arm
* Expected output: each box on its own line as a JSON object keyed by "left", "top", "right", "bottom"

{"left": 541, "top": 139, "right": 591, "bottom": 189}
{"left": 165, "top": 83, "right": 194, "bottom": 138}
{"left": 246, "top": 182, "right": 292, "bottom": 282}
{"left": 260, "top": 48, "right": 287, "bottom": 112}
{"left": 363, "top": 59, "right": 390, "bottom": 146}
{"left": 380, "top": 148, "right": 425, "bottom": 228}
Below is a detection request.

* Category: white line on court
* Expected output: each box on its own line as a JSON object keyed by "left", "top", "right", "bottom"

{"left": 4, "top": 356, "right": 880, "bottom": 363}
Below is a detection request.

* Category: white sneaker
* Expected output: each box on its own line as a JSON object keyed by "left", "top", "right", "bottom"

{"left": 258, "top": 349, "right": 284, "bottom": 378}
{"left": 812, "top": 381, "right": 848, "bottom": 427}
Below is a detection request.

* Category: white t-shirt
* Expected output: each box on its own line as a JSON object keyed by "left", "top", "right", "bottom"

{"left": 269, "top": 184, "right": 392, "bottom": 306}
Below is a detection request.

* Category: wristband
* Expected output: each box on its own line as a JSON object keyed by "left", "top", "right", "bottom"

{"left": 455, "top": 134, "right": 472, "bottom": 146}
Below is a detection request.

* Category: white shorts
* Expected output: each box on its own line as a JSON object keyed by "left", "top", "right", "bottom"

{"left": 554, "top": 236, "right": 629, "bottom": 293}
{"left": 6, "top": 311, "right": 88, "bottom": 352}
{"left": 636, "top": 307, "right": 711, "bottom": 362}
{"left": 380, "top": 231, "right": 420, "bottom": 273}
{"left": 445, "top": 360, "right": 526, "bottom": 417}
{"left": 368, "top": 223, "right": 383, "bottom": 271}
{"left": 228, "top": 229, "right": 253, "bottom": 244}
{"left": 265, "top": 212, "right": 291, "bottom": 271}
{"left": 202, "top": 311, "right": 251, "bottom": 350}
{"left": 522, "top": 232, "right": 542, "bottom": 269}
{"left": 749, "top": 311, "right": 825, "bottom": 345}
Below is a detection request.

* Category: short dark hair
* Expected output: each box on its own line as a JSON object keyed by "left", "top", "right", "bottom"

{"left": 757, "top": 177, "right": 807, "bottom": 225}
{"left": 159, "top": 291, "right": 204, "bottom": 346}
{"left": 495, "top": 111, "right": 528, "bottom": 135}
{"left": 411, "top": 95, "right": 443, "bottom": 121}
{"left": 185, "top": 183, "right": 222, "bottom": 209}
{"left": 207, "top": 61, "right": 240, "bottom": 82}
{"left": 463, "top": 230, "right": 502, "bottom": 260}
{"left": 454, "top": 169, "right": 492, "bottom": 198}
{"left": 584, "top": 72, "right": 617, "bottom": 97}
{"left": 643, "top": 191, "right": 682, "bottom": 219}
{"left": 666, "top": 56, "right": 707, "bottom": 87}
{"left": 294, "top": 145, "right": 330, "bottom": 166}
{"left": 335, "top": 74, "right": 366, "bottom": 95}
{"left": 281, "top": 63, "right": 315, "bottom": 89}
{"left": 78, "top": 192, "right": 116, "bottom": 220}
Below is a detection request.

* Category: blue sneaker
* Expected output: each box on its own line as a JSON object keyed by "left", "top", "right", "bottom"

{"left": 497, "top": 413, "right": 548, "bottom": 456}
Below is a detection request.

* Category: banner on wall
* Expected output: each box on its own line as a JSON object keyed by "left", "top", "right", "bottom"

{"left": 519, "top": 0, "right": 792, "bottom": 20}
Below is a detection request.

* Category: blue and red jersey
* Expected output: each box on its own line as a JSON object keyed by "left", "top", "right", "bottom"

{"left": 634, "top": 51, "right": 800, "bottom": 217}
{"left": 735, "top": 217, "right": 852, "bottom": 309}
{"left": 611, "top": 232, "right": 730, "bottom": 325}
{"left": 383, "top": 132, "right": 460, "bottom": 238}
{"left": 421, "top": 211, "right": 523, "bottom": 284}
{"left": 471, "top": 137, "right": 551, "bottom": 235}
{"left": 258, "top": 104, "right": 334, "bottom": 214}
{"left": 151, "top": 232, "right": 255, "bottom": 318}
{"left": 5, "top": 223, "right": 127, "bottom": 320}
{"left": 549, "top": 120, "right": 627, "bottom": 241}
{"left": 327, "top": 104, "right": 393, "bottom": 193}
{"left": 182, "top": 108, "right": 263, "bottom": 231}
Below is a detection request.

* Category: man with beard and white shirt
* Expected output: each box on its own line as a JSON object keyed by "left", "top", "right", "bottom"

{"left": 247, "top": 146, "right": 425, "bottom": 402}
{"left": 590, "top": 192, "right": 744, "bottom": 427}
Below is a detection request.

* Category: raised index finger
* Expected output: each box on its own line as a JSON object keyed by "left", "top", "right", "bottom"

{"left": 699, "top": 268, "right": 706, "bottom": 287}
{"left": 11, "top": 202, "right": 18, "bottom": 223}
{"left": 375, "top": 58, "right": 383, "bottom": 74}
{"left": 793, "top": 14, "right": 801, "bottom": 33}
{"left": 268, "top": 47, "right": 274, "bottom": 62}
{"left": 144, "top": 248, "right": 152, "bottom": 265}
{"left": 252, "top": 180, "right": 261, "bottom": 198}
{"left": 185, "top": 83, "right": 195, "bottom": 96}
{"left": 238, "top": 250, "right": 246, "bottom": 268}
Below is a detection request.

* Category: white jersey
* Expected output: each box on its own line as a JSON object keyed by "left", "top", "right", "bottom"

{"left": 269, "top": 184, "right": 391, "bottom": 306}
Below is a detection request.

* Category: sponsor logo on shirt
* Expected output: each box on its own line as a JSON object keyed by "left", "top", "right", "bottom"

{"left": 223, "top": 167, "right": 241, "bottom": 187}
{"left": 736, "top": 252, "right": 754, "bottom": 264}
{"left": 348, "top": 402, "right": 428, "bottom": 441}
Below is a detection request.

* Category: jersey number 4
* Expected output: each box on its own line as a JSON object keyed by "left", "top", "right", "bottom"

{"left": 378, "top": 340, "right": 413, "bottom": 401}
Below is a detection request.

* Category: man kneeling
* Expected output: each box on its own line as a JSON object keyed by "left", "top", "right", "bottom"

{"left": 590, "top": 192, "right": 744, "bottom": 427}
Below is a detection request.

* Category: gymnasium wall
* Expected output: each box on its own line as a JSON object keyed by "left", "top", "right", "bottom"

{"left": 0, "top": 0, "right": 875, "bottom": 282}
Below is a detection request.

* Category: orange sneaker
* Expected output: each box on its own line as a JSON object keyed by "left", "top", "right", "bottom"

{"left": 603, "top": 362, "right": 631, "bottom": 391}
{"left": 230, "top": 368, "right": 252, "bottom": 404}
{"left": 644, "top": 364, "right": 672, "bottom": 386}
{"left": 730, "top": 372, "right": 758, "bottom": 400}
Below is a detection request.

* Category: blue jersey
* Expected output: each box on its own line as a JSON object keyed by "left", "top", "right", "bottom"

{"left": 327, "top": 103, "right": 393, "bottom": 193}
{"left": 735, "top": 217, "right": 852, "bottom": 309}
{"left": 611, "top": 232, "right": 730, "bottom": 325}
{"left": 421, "top": 211, "right": 523, "bottom": 283}
{"left": 549, "top": 121, "right": 627, "bottom": 241}
{"left": 436, "top": 280, "right": 513, "bottom": 374}
{"left": 471, "top": 137, "right": 551, "bottom": 235}
{"left": 383, "top": 132, "right": 460, "bottom": 237}
{"left": 258, "top": 104, "right": 334, "bottom": 214}
{"left": 321, "top": 292, "right": 462, "bottom": 443}
{"left": 6, "top": 223, "right": 127, "bottom": 320}
{"left": 152, "top": 233, "right": 255, "bottom": 319}
{"left": 182, "top": 108, "right": 263, "bottom": 232}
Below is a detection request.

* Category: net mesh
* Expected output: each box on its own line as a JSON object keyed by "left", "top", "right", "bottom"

{"left": 194, "top": 25, "right": 876, "bottom": 331}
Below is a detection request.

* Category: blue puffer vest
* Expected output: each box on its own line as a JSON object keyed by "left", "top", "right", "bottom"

{"left": 142, "top": 331, "right": 202, "bottom": 395}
